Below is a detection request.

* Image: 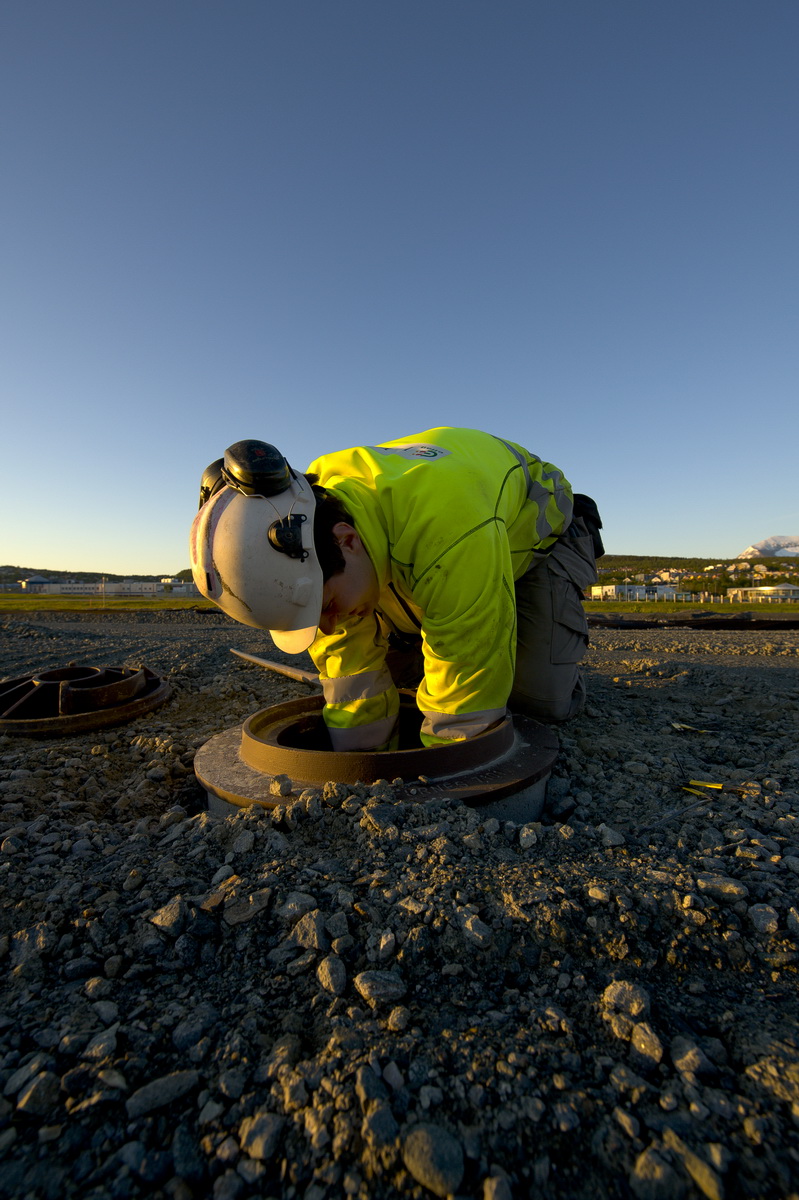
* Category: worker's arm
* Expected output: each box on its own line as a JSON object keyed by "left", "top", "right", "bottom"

{"left": 409, "top": 521, "right": 517, "bottom": 746}
{"left": 309, "top": 615, "right": 399, "bottom": 751}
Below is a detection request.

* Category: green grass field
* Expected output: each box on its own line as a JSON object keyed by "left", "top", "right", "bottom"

{"left": 586, "top": 600, "right": 798, "bottom": 615}
{"left": 0, "top": 593, "right": 217, "bottom": 613}
{"left": 1, "top": 592, "right": 797, "bottom": 617}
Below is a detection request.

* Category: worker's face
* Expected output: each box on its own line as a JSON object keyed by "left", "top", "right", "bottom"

{"left": 318, "top": 523, "right": 380, "bottom": 636}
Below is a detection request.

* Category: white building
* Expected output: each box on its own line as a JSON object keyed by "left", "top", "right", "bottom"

{"left": 590, "top": 584, "right": 678, "bottom": 601}
{"left": 726, "top": 584, "right": 799, "bottom": 602}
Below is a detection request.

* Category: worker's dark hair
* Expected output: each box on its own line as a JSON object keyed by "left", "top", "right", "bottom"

{"left": 305, "top": 475, "right": 351, "bottom": 581}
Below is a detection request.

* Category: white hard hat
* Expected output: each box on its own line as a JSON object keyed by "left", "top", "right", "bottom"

{"left": 190, "top": 441, "right": 323, "bottom": 653}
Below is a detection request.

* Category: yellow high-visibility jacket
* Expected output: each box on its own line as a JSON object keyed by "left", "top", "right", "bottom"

{"left": 307, "top": 427, "right": 574, "bottom": 748}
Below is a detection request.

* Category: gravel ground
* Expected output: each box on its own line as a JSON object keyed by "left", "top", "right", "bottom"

{"left": 1, "top": 611, "right": 798, "bottom": 1200}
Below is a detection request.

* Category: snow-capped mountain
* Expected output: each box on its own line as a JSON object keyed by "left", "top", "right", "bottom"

{"left": 737, "top": 535, "right": 799, "bottom": 558}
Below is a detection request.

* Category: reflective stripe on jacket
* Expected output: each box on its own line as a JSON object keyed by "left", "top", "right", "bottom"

{"left": 307, "top": 427, "right": 573, "bottom": 748}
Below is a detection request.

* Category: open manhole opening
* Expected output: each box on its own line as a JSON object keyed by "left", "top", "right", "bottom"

{"left": 264, "top": 699, "right": 428, "bottom": 753}
{"left": 0, "top": 663, "right": 172, "bottom": 736}
{"left": 195, "top": 692, "right": 559, "bottom": 821}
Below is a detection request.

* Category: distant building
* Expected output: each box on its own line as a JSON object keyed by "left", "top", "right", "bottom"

{"left": 19, "top": 575, "right": 51, "bottom": 592}
{"left": 590, "top": 584, "right": 677, "bottom": 601}
{"left": 726, "top": 584, "right": 799, "bottom": 602}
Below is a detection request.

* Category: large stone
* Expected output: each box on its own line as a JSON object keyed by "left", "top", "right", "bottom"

{"left": 361, "top": 1102, "right": 399, "bottom": 1147}
{"left": 223, "top": 888, "right": 272, "bottom": 926}
{"left": 316, "top": 954, "right": 347, "bottom": 995}
{"left": 695, "top": 873, "right": 748, "bottom": 903}
{"left": 354, "top": 970, "right": 406, "bottom": 1005}
{"left": 150, "top": 897, "right": 189, "bottom": 937}
{"left": 286, "top": 909, "right": 330, "bottom": 951}
{"left": 629, "top": 1146, "right": 686, "bottom": 1200}
{"left": 239, "top": 1111, "right": 285, "bottom": 1160}
{"left": 601, "top": 980, "right": 651, "bottom": 1019}
{"left": 670, "top": 1036, "right": 716, "bottom": 1081}
{"left": 663, "top": 1128, "right": 724, "bottom": 1200}
{"left": 16, "top": 1072, "right": 61, "bottom": 1117}
{"left": 172, "top": 1003, "right": 220, "bottom": 1051}
{"left": 402, "top": 1123, "right": 464, "bottom": 1197}
{"left": 630, "top": 1022, "right": 664, "bottom": 1069}
{"left": 126, "top": 1070, "right": 199, "bottom": 1118}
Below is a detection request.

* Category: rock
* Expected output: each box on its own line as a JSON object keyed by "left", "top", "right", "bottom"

{"left": 172, "top": 1003, "right": 220, "bottom": 1051}
{"left": 125, "top": 1070, "right": 199, "bottom": 1118}
{"left": 354, "top": 970, "right": 406, "bottom": 1005}
{"left": 4, "top": 1053, "right": 53, "bottom": 1098}
{"left": 695, "top": 873, "right": 748, "bottom": 903}
{"left": 670, "top": 1037, "right": 717, "bottom": 1081}
{"left": 16, "top": 1071, "right": 61, "bottom": 1116}
{"left": 629, "top": 1146, "right": 686, "bottom": 1200}
{"left": 286, "top": 908, "right": 330, "bottom": 951}
{"left": 519, "top": 824, "right": 538, "bottom": 849}
{"left": 744, "top": 1050, "right": 799, "bottom": 1104}
{"left": 223, "top": 888, "right": 272, "bottom": 926}
{"left": 483, "top": 1175, "right": 513, "bottom": 1200}
{"left": 748, "top": 903, "right": 779, "bottom": 934}
{"left": 316, "top": 953, "right": 347, "bottom": 995}
{"left": 81, "top": 1024, "right": 119, "bottom": 1061}
{"left": 630, "top": 1022, "right": 664, "bottom": 1069}
{"left": 171, "top": 1124, "right": 205, "bottom": 1182}
{"left": 238, "top": 1111, "right": 285, "bottom": 1160}
{"left": 402, "top": 1123, "right": 464, "bottom": 1197}
{"left": 277, "top": 892, "right": 317, "bottom": 921}
{"left": 150, "top": 896, "right": 188, "bottom": 936}
{"left": 662, "top": 1127, "right": 724, "bottom": 1200}
{"left": 387, "top": 1006, "right": 411, "bottom": 1032}
{"left": 461, "top": 914, "right": 493, "bottom": 948}
{"left": 362, "top": 1102, "right": 399, "bottom": 1147}
{"left": 598, "top": 823, "right": 626, "bottom": 847}
{"left": 601, "top": 981, "right": 651, "bottom": 1038}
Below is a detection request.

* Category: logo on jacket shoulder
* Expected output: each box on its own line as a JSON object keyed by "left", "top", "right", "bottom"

{"left": 372, "top": 443, "right": 450, "bottom": 461}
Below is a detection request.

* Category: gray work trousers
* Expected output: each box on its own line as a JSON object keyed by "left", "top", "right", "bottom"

{"left": 509, "top": 515, "right": 598, "bottom": 722}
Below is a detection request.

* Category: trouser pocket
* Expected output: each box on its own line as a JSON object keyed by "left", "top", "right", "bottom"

{"left": 550, "top": 575, "right": 589, "bottom": 665}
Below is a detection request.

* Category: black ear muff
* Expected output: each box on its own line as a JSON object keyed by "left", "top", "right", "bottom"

{"left": 199, "top": 459, "right": 226, "bottom": 509}
{"left": 268, "top": 514, "right": 308, "bottom": 561}
{"left": 222, "top": 440, "right": 293, "bottom": 497}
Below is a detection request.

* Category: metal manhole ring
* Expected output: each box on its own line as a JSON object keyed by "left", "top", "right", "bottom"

{"left": 240, "top": 692, "right": 518, "bottom": 785}
{"left": 194, "top": 693, "right": 559, "bottom": 808}
{"left": 0, "top": 664, "right": 172, "bottom": 736}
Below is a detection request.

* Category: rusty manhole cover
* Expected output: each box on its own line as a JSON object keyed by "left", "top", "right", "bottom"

{"left": 0, "top": 664, "right": 172, "bottom": 736}
{"left": 195, "top": 692, "right": 559, "bottom": 812}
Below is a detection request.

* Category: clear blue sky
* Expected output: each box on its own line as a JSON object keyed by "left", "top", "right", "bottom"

{"left": 2, "top": 1, "right": 797, "bottom": 574}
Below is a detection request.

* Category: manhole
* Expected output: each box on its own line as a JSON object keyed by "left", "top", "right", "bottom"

{"left": 0, "top": 664, "right": 172, "bottom": 736}
{"left": 195, "top": 692, "right": 559, "bottom": 819}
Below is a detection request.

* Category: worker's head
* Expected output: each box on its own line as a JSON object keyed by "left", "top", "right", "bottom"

{"left": 190, "top": 441, "right": 377, "bottom": 653}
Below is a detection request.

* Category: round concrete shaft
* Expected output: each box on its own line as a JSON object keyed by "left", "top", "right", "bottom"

{"left": 194, "top": 693, "right": 559, "bottom": 816}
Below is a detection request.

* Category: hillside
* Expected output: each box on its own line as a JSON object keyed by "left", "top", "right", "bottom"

{"left": 0, "top": 565, "right": 176, "bottom": 585}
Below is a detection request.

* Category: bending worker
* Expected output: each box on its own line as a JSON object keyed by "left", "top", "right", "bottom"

{"left": 190, "top": 427, "right": 602, "bottom": 750}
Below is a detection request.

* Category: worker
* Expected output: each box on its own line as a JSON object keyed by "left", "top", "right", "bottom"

{"left": 190, "top": 427, "right": 602, "bottom": 750}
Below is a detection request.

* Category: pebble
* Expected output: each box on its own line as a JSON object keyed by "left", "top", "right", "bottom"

{"left": 317, "top": 953, "right": 347, "bottom": 995}
{"left": 238, "top": 1112, "right": 285, "bottom": 1161}
{"left": 695, "top": 872, "right": 749, "bottom": 902}
{"left": 402, "top": 1123, "right": 465, "bottom": 1197}
{"left": 126, "top": 1070, "right": 199, "bottom": 1118}
{"left": 354, "top": 970, "right": 406, "bottom": 1005}
{"left": 748, "top": 903, "right": 779, "bottom": 934}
